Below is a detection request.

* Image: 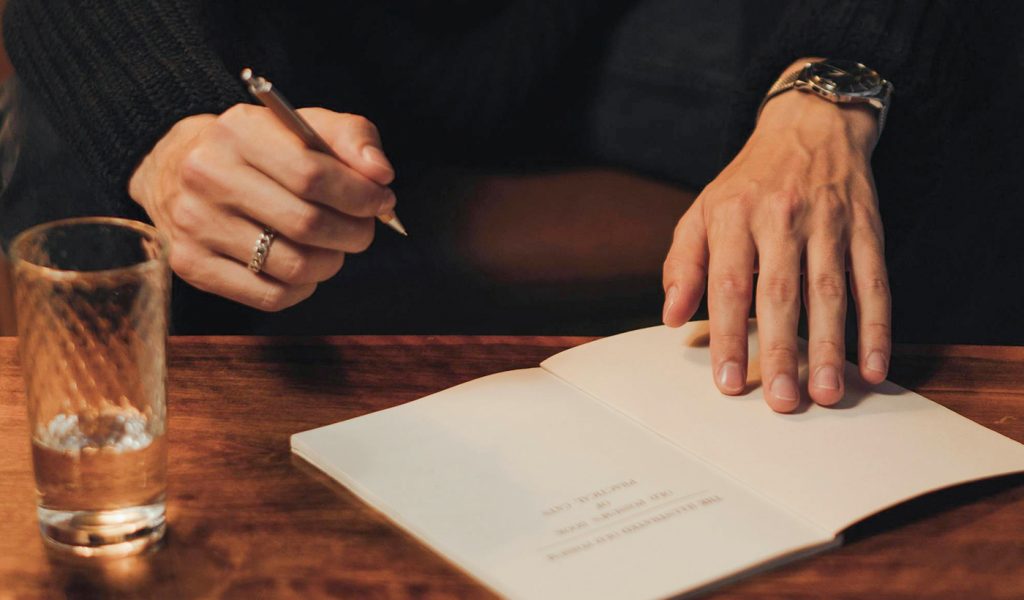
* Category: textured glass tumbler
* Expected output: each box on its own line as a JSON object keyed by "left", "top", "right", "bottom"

{"left": 10, "top": 217, "right": 170, "bottom": 557}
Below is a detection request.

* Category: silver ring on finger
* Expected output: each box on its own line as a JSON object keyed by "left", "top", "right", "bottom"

{"left": 248, "top": 226, "right": 276, "bottom": 274}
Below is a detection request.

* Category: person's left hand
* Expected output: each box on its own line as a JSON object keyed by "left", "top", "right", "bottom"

{"left": 661, "top": 81, "right": 891, "bottom": 412}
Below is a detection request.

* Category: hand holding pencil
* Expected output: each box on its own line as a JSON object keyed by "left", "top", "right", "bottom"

{"left": 242, "top": 68, "right": 406, "bottom": 236}
{"left": 126, "top": 72, "right": 403, "bottom": 312}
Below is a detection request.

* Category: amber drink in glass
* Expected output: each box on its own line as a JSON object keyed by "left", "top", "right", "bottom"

{"left": 10, "top": 217, "right": 170, "bottom": 557}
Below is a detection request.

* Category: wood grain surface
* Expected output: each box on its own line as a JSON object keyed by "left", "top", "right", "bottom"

{"left": 1, "top": 336, "right": 1021, "bottom": 599}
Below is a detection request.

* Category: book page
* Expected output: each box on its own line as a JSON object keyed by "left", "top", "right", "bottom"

{"left": 292, "top": 368, "right": 831, "bottom": 600}
{"left": 541, "top": 322, "right": 1024, "bottom": 534}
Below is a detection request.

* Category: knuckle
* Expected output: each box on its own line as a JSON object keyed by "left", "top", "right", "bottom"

{"left": 167, "top": 196, "right": 203, "bottom": 234}
{"left": 810, "top": 273, "right": 847, "bottom": 301}
{"left": 764, "top": 341, "right": 799, "bottom": 366}
{"left": 712, "top": 332, "right": 747, "bottom": 353}
{"left": 348, "top": 219, "right": 376, "bottom": 253}
{"left": 759, "top": 275, "right": 797, "bottom": 305}
{"left": 712, "top": 274, "right": 752, "bottom": 301}
{"left": 735, "top": 180, "right": 762, "bottom": 203}
{"left": 765, "top": 191, "right": 804, "bottom": 229}
{"left": 715, "top": 194, "right": 748, "bottom": 217}
{"left": 220, "top": 103, "right": 256, "bottom": 126}
{"left": 662, "top": 255, "right": 689, "bottom": 279}
{"left": 282, "top": 252, "right": 311, "bottom": 285}
{"left": 286, "top": 204, "right": 325, "bottom": 241}
{"left": 812, "top": 338, "right": 845, "bottom": 357}
{"left": 862, "top": 275, "right": 891, "bottom": 298}
{"left": 663, "top": 254, "right": 704, "bottom": 284}
{"left": 815, "top": 192, "right": 847, "bottom": 221}
{"left": 862, "top": 320, "right": 892, "bottom": 340}
{"left": 258, "top": 285, "right": 291, "bottom": 312}
{"left": 179, "top": 148, "right": 214, "bottom": 190}
{"left": 291, "top": 159, "right": 328, "bottom": 198}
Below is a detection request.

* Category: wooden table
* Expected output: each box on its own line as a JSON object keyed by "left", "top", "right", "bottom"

{"left": 1, "top": 336, "right": 1022, "bottom": 599}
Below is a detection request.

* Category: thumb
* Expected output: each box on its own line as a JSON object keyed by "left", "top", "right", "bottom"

{"left": 662, "top": 199, "right": 709, "bottom": 327}
{"left": 298, "top": 108, "right": 395, "bottom": 186}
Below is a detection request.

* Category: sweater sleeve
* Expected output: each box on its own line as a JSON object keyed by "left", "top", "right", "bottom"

{"left": 3, "top": 0, "right": 248, "bottom": 199}
{"left": 731, "top": 0, "right": 966, "bottom": 153}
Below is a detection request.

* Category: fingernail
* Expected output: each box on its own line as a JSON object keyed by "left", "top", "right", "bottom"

{"left": 813, "top": 365, "right": 841, "bottom": 390}
{"left": 866, "top": 351, "right": 887, "bottom": 374}
{"left": 362, "top": 145, "right": 394, "bottom": 174}
{"left": 662, "top": 285, "right": 679, "bottom": 323}
{"left": 718, "top": 361, "right": 744, "bottom": 392}
{"left": 770, "top": 374, "right": 799, "bottom": 404}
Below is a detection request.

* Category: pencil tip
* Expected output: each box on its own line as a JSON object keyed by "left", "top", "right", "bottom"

{"left": 388, "top": 215, "right": 408, "bottom": 237}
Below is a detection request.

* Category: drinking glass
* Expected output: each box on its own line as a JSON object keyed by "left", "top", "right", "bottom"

{"left": 9, "top": 217, "right": 170, "bottom": 557}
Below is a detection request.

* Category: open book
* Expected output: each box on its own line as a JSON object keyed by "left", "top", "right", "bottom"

{"left": 292, "top": 322, "right": 1024, "bottom": 599}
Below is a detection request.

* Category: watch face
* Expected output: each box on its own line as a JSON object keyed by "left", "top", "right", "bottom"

{"left": 805, "top": 60, "right": 883, "bottom": 96}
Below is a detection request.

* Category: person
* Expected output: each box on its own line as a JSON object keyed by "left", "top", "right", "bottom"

{"left": 2, "top": 1, "right": 1021, "bottom": 413}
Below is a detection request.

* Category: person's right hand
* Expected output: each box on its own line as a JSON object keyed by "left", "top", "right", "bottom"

{"left": 128, "top": 104, "right": 397, "bottom": 311}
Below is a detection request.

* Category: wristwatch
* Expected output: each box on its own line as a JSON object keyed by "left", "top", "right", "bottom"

{"left": 757, "top": 59, "right": 894, "bottom": 135}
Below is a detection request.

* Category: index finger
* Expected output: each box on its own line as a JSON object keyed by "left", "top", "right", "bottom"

{"left": 663, "top": 199, "right": 709, "bottom": 327}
